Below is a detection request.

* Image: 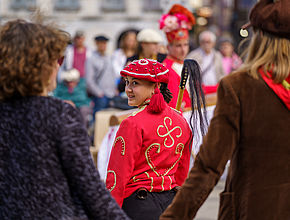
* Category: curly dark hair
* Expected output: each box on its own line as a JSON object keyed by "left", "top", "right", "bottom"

{"left": 0, "top": 19, "right": 70, "bottom": 100}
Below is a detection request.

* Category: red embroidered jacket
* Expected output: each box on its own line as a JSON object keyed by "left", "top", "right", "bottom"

{"left": 106, "top": 104, "right": 192, "bottom": 207}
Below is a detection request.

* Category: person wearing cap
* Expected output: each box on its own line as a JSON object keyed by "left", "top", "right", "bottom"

{"left": 94, "top": 35, "right": 109, "bottom": 56}
{"left": 106, "top": 59, "right": 207, "bottom": 219}
{"left": 160, "top": 0, "right": 290, "bottom": 219}
{"left": 127, "top": 28, "right": 167, "bottom": 63}
{"left": 53, "top": 68, "right": 92, "bottom": 128}
{"left": 59, "top": 30, "right": 92, "bottom": 79}
{"left": 86, "top": 34, "right": 118, "bottom": 116}
{"left": 160, "top": 4, "right": 195, "bottom": 110}
{"left": 218, "top": 35, "right": 242, "bottom": 75}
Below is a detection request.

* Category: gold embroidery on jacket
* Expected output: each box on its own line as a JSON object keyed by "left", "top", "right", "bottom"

{"left": 145, "top": 143, "right": 184, "bottom": 177}
{"left": 145, "top": 143, "right": 161, "bottom": 177}
{"left": 168, "top": 176, "right": 173, "bottom": 190}
{"left": 162, "top": 143, "right": 184, "bottom": 176}
{"left": 144, "top": 171, "right": 154, "bottom": 192}
{"left": 113, "top": 136, "right": 125, "bottom": 156}
{"left": 143, "top": 116, "right": 185, "bottom": 192}
{"left": 133, "top": 175, "right": 140, "bottom": 182}
{"left": 130, "top": 105, "right": 146, "bottom": 117}
{"left": 157, "top": 117, "right": 182, "bottom": 148}
{"left": 107, "top": 170, "right": 116, "bottom": 192}
{"left": 161, "top": 176, "right": 165, "bottom": 191}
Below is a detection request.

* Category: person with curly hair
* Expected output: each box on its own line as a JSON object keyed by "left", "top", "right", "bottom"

{"left": 0, "top": 19, "right": 129, "bottom": 220}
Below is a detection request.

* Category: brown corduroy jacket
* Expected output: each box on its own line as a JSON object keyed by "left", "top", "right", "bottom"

{"left": 160, "top": 71, "right": 290, "bottom": 220}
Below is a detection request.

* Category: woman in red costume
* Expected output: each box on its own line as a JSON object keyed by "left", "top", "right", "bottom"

{"left": 106, "top": 58, "right": 207, "bottom": 219}
{"left": 160, "top": 4, "right": 195, "bottom": 109}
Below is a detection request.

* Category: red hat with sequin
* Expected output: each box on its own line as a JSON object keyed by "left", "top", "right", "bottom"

{"left": 159, "top": 4, "right": 195, "bottom": 43}
{"left": 121, "top": 59, "right": 169, "bottom": 84}
{"left": 121, "top": 59, "right": 169, "bottom": 113}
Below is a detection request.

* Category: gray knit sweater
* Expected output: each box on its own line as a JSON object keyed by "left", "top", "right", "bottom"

{"left": 0, "top": 96, "right": 129, "bottom": 220}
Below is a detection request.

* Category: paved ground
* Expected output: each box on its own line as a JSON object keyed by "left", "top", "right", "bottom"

{"left": 195, "top": 179, "right": 225, "bottom": 220}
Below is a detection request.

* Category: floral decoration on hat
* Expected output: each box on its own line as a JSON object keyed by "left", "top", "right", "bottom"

{"left": 159, "top": 4, "right": 195, "bottom": 43}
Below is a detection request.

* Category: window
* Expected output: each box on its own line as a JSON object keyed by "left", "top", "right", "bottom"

{"left": 54, "top": 0, "right": 81, "bottom": 11}
{"left": 10, "top": 0, "right": 36, "bottom": 10}
{"left": 143, "top": 0, "right": 162, "bottom": 11}
{"left": 101, "top": 0, "right": 125, "bottom": 12}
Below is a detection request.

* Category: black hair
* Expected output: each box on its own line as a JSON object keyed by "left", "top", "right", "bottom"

{"left": 184, "top": 59, "right": 208, "bottom": 146}
{"left": 160, "top": 82, "right": 173, "bottom": 104}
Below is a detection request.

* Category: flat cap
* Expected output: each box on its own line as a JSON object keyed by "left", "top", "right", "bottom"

{"left": 94, "top": 35, "right": 109, "bottom": 41}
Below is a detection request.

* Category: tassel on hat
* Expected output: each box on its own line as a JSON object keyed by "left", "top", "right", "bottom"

{"left": 147, "top": 86, "right": 166, "bottom": 113}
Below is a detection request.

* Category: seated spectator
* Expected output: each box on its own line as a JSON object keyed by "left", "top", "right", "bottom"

{"left": 218, "top": 35, "right": 243, "bottom": 75}
{"left": 53, "top": 68, "right": 92, "bottom": 128}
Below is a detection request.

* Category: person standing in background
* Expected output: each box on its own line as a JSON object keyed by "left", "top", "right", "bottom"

{"left": 60, "top": 30, "right": 92, "bottom": 79}
{"left": 112, "top": 30, "right": 138, "bottom": 81}
{"left": 86, "top": 35, "right": 117, "bottom": 117}
{"left": 218, "top": 35, "right": 242, "bottom": 75}
{"left": 160, "top": 0, "right": 290, "bottom": 219}
{"left": 160, "top": 4, "right": 195, "bottom": 109}
{"left": 187, "top": 30, "right": 225, "bottom": 93}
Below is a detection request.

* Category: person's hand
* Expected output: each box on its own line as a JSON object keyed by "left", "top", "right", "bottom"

{"left": 181, "top": 101, "right": 186, "bottom": 112}
{"left": 63, "top": 100, "right": 76, "bottom": 107}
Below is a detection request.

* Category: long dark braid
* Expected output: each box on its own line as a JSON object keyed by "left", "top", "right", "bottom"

{"left": 160, "top": 83, "right": 173, "bottom": 104}
{"left": 185, "top": 59, "right": 208, "bottom": 144}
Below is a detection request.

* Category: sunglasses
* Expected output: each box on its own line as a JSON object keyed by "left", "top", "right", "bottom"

{"left": 58, "top": 56, "right": 64, "bottom": 66}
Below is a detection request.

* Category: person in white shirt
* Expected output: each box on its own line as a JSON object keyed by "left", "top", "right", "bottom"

{"left": 187, "top": 30, "right": 225, "bottom": 87}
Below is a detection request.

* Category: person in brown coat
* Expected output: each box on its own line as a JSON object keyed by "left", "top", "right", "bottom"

{"left": 160, "top": 0, "right": 290, "bottom": 219}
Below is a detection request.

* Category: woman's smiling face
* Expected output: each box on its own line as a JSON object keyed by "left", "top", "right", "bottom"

{"left": 124, "top": 76, "right": 155, "bottom": 106}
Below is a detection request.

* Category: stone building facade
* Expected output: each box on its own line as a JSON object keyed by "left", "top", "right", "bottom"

{"left": 0, "top": 0, "right": 191, "bottom": 53}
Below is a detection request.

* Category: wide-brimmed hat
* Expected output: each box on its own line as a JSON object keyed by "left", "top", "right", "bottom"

{"left": 247, "top": 0, "right": 290, "bottom": 39}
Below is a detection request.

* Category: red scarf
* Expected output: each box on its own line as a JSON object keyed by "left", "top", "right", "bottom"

{"left": 259, "top": 68, "right": 290, "bottom": 110}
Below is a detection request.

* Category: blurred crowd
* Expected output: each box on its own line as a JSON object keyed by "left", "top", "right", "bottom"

{"left": 52, "top": 24, "right": 242, "bottom": 138}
